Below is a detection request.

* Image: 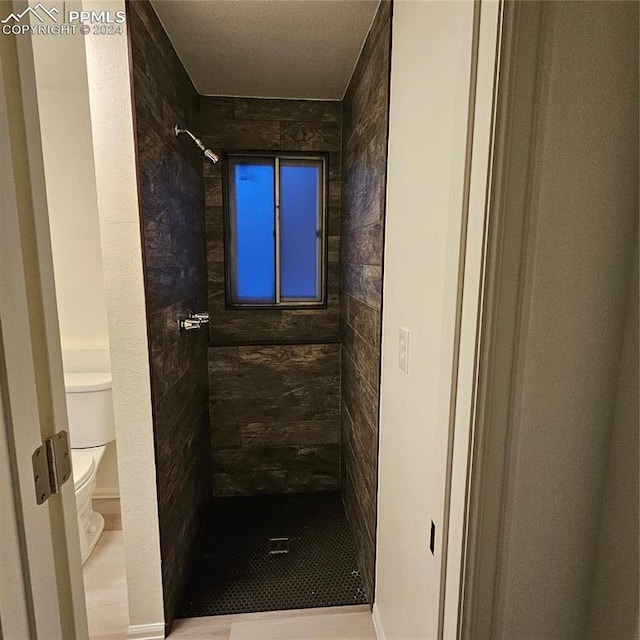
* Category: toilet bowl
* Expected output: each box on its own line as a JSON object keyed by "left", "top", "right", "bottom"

{"left": 72, "top": 448, "right": 106, "bottom": 563}
{"left": 64, "top": 371, "right": 115, "bottom": 564}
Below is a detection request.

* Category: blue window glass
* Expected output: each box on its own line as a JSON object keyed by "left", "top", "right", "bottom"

{"left": 279, "top": 161, "right": 321, "bottom": 301}
{"left": 228, "top": 158, "right": 275, "bottom": 304}
{"left": 225, "top": 154, "right": 325, "bottom": 307}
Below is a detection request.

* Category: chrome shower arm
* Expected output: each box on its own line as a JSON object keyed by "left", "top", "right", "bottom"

{"left": 174, "top": 124, "right": 203, "bottom": 149}
{"left": 174, "top": 124, "right": 219, "bottom": 163}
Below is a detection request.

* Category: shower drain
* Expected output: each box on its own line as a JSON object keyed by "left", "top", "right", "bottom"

{"left": 268, "top": 537, "right": 290, "bottom": 555}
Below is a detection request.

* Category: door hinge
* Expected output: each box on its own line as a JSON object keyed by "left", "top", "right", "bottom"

{"left": 32, "top": 431, "right": 72, "bottom": 505}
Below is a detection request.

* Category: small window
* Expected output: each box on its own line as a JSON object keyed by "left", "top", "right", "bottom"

{"left": 225, "top": 153, "right": 327, "bottom": 308}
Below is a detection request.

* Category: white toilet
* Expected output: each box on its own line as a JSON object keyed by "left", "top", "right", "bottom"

{"left": 64, "top": 371, "right": 115, "bottom": 564}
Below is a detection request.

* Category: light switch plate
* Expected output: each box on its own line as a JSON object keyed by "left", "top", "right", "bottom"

{"left": 399, "top": 327, "right": 410, "bottom": 373}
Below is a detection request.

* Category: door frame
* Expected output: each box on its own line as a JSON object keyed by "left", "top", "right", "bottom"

{"left": 455, "top": 2, "right": 546, "bottom": 638}
{"left": 0, "top": 6, "right": 88, "bottom": 638}
{"left": 437, "top": 0, "right": 505, "bottom": 637}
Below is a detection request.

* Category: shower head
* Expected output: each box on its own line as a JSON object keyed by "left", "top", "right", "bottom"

{"left": 174, "top": 124, "right": 219, "bottom": 164}
{"left": 203, "top": 148, "right": 219, "bottom": 163}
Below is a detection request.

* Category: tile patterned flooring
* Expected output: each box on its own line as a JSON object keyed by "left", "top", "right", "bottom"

{"left": 83, "top": 530, "right": 376, "bottom": 639}
{"left": 177, "top": 492, "right": 367, "bottom": 618}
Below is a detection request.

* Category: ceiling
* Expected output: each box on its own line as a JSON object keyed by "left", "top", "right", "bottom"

{"left": 150, "top": 0, "right": 380, "bottom": 100}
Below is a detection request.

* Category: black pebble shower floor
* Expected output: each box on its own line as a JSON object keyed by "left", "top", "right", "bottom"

{"left": 176, "top": 491, "right": 368, "bottom": 618}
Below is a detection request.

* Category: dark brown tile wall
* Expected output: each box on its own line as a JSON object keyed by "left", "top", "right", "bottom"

{"left": 209, "top": 343, "right": 341, "bottom": 495}
{"left": 128, "top": 1, "right": 210, "bottom": 629}
{"left": 340, "top": 0, "right": 392, "bottom": 604}
{"left": 201, "top": 97, "right": 343, "bottom": 496}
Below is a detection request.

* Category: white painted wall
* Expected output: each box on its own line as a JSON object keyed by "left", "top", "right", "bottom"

{"left": 374, "top": 2, "right": 476, "bottom": 638}
{"left": 493, "top": 4, "right": 638, "bottom": 639}
{"left": 586, "top": 249, "right": 639, "bottom": 640}
{"left": 83, "top": 2, "right": 165, "bottom": 635}
{"left": 33, "top": 87, "right": 109, "bottom": 350}
{"left": 31, "top": 15, "right": 118, "bottom": 497}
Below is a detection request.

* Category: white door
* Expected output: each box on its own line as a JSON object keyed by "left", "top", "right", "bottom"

{"left": 0, "top": 10, "right": 88, "bottom": 639}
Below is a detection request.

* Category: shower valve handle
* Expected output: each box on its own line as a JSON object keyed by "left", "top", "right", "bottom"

{"left": 178, "top": 312, "right": 209, "bottom": 332}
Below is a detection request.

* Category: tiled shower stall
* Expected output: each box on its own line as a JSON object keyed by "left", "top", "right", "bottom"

{"left": 128, "top": 0, "right": 392, "bottom": 628}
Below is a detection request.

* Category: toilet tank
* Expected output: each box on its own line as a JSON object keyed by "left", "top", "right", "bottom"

{"left": 64, "top": 372, "right": 116, "bottom": 449}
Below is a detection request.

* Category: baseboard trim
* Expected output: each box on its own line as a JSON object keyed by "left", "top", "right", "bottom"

{"left": 372, "top": 602, "right": 386, "bottom": 640}
{"left": 93, "top": 488, "right": 120, "bottom": 499}
{"left": 126, "top": 622, "right": 165, "bottom": 640}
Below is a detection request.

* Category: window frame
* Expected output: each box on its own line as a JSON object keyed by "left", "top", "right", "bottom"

{"left": 222, "top": 150, "right": 329, "bottom": 310}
